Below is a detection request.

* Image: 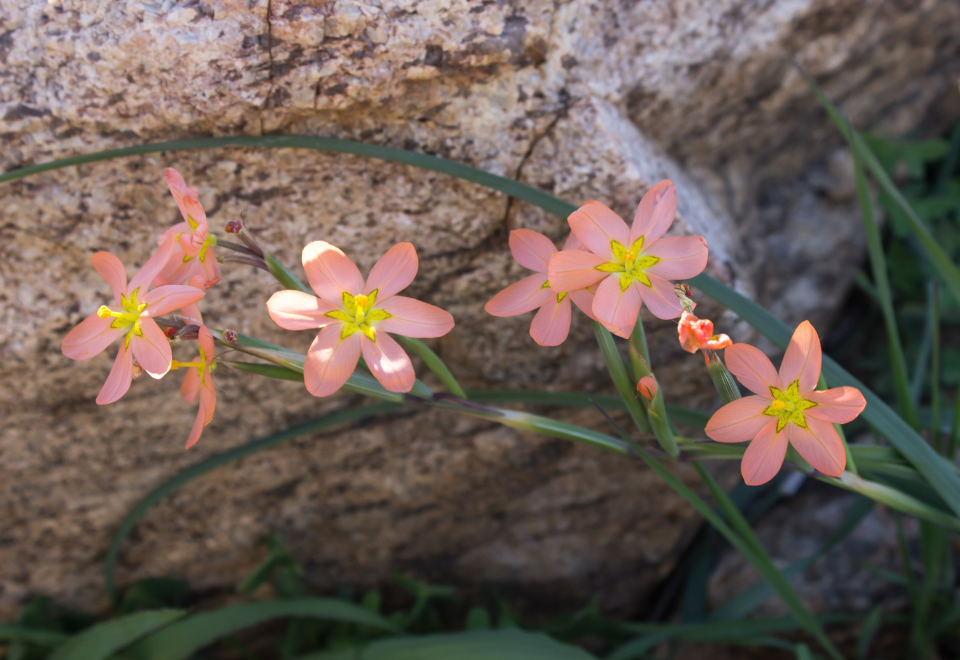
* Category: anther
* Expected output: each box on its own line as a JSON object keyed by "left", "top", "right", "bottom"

{"left": 97, "top": 306, "right": 112, "bottom": 319}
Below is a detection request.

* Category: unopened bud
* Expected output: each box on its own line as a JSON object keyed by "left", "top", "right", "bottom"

{"left": 637, "top": 376, "right": 658, "bottom": 400}
{"left": 164, "top": 327, "right": 179, "bottom": 340}
{"left": 132, "top": 361, "right": 143, "bottom": 380}
{"left": 674, "top": 284, "right": 696, "bottom": 313}
{"left": 225, "top": 220, "right": 243, "bottom": 234}
{"left": 223, "top": 329, "right": 239, "bottom": 343}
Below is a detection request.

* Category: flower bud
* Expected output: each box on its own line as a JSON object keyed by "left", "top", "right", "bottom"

{"left": 132, "top": 361, "right": 143, "bottom": 380}
{"left": 636, "top": 376, "right": 658, "bottom": 400}
{"left": 223, "top": 329, "right": 239, "bottom": 343}
{"left": 225, "top": 220, "right": 243, "bottom": 234}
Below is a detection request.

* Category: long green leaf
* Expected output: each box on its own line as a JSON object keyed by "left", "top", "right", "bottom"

{"left": 265, "top": 251, "right": 313, "bottom": 294}
{"left": 850, "top": 138, "right": 915, "bottom": 425}
{"left": 362, "top": 629, "right": 597, "bottom": 660}
{"left": 123, "top": 599, "right": 397, "bottom": 660}
{"left": 691, "top": 272, "right": 960, "bottom": 520}
{"left": 47, "top": 610, "right": 185, "bottom": 660}
{"left": 0, "top": 626, "right": 68, "bottom": 646}
{"left": 103, "top": 403, "right": 402, "bottom": 602}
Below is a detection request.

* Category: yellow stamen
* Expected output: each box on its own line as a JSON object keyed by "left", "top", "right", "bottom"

{"left": 97, "top": 306, "right": 112, "bottom": 319}
{"left": 763, "top": 380, "right": 817, "bottom": 432}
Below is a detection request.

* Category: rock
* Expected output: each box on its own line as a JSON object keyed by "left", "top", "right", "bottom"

{"left": 0, "top": 0, "right": 958, "bottom": 620}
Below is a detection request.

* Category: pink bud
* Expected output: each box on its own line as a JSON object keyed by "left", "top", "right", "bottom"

{"left": 225, "top": 220, "right": 243, "bottom": 234}
{"left": 637, "top": 376, "right": 657, "bottom": 400}
{"left": 223, "top": 329, "right": 239, "bottom": 343}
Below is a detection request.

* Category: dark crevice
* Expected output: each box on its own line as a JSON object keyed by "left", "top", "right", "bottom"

{"left": 260, "top": 0, "right": 275, "bottom": 135}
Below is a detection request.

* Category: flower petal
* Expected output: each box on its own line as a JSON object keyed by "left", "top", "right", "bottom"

{"left": 779, "top": 320, "right": 822, "bottom": 395}
{"left": 636, "top": 272, "right": 684, "bottom": 320}
{"left": 530, "top": 294, "right": 572, "bottom": 346}
{"left": 741, "top": 419, "right": 788, "bottom": 486}
{"left": 725, "top": 343, "right": 781, "bottom": 398}
{"left": 547, "top": 249, "right": 608, "bottom": 292}
{"left": 789, "top": 417, "right": 846, "bottom": 477}
{"left": 185, "top": 381, "right": 216, "bottom": 449}
{"left": 376, "top": 296, "right": 456, "bottom": 338}
{"left": 562, "top": 232, "right": 585, "bottom": 250}
{"left": 568, "top": 286, "right": 597, "bottom": 320}
{"left": 303, "top": 327, "right": 362, "bottom": 397}
{"left": 484, "top": 273, "right": 552, "bottom": 317}
{"left": 805, "top": 386, "right": 867, "bottom": 424}
{"left": 142, "top": 285, "right": 205, "bottom": 318}
{"left": 97, "top": 344, "right": 134, "bottom": 405}
{"left": 593, "top": 275, "right": 641, "bottom": 338}
{"left": 365, "top": 242, "right": 418, "bottom": 300}
{"left": 131, "top": 318, "right": 172, "bottom": 378}
{"left": 644, "top": 235, "right": 708, "bottom": 280}
{"left": 302, "top": 241, "right": 365, "bottom": 302}
{"left": 165, "top": 167, "right": 207, "bottom": 225}
{"left": 199, "top": 325, "right": 216, "bottom": 366}
{"left": 129, "top": 235, "right": 177, "bottom": 294}
{"left": 91, "top": 252, "right": 128, "bottom": 305}
{"left": 568, "top": 200, "right": 630, "bottom": 260}
{"left": 705, "top": 395, "right": 772, "bottom": 443}
{"left": 363, "top": 330, "right": 416, "bottom": 393}
{"left": 62, "top": 313, "right": 125, "bottom": 361}
{"left": 181, "top": 365, "right": 201, "bottom": 404}
{"left": 267, "top": 290, "right": 340, "bottom": 331}
{"left": 629, "top": 180, "right": 677, "bottom": 247}
{"left": 509, "top": 229, "right": 557, "bottom": 273}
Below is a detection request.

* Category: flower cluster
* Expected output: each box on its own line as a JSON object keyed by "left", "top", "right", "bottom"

{"left": 62, "top": 171, "right": 865, "bottom": 488}
{"left": 62, "top": 168, "right": 220, "bottom": 447}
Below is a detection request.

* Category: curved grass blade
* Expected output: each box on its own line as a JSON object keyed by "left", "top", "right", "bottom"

{"left": 850, "top": 142, "right": 915, "bottom": 426}
{"left": 594, "top": 406, "right": 843, "bottom": 660}
{"left": 103, "top": 403, "right": 402, "bottom": 602}
{"left": 123, "top": 598, "right": 397, "bottom": 660}
{"left": 395, "top": 336, "right": 467, "bottom": 399}
{"left": 857, "top": 605, "right": 883, "bottom": 660}
{"left": 362, "top": 629, "right": 597, "bottom": 660}
{"left": 464, "top": 389, "right": 710, "bottom": 428}
{"left": 691, "top": 272, "right": 960, "bottom": 520}
{"left": 47, "top": 609, "right": 185, "bottom": 660}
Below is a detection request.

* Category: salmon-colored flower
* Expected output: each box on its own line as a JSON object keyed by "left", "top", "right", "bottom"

{"left": 636, "top": 376, "right": 658, "bottom": 400}
{"left": 155, "top": 168, "right": 221, "bottom": 288}
{"left": 548, "top": 181, "right": 708, "bottom": 337}
{"left": 484, "top": 230, "right": 597, "bottom": 346}
{"left": 266, "top": 241, "right": 455, "bottom": 396}
{"left": 705, "top": 321, "right": 866, "bottom": 486}
{"left": 61, "top": 237, "right": 206, "bottom": 404}
{"left": 173, "top": 324, "right": 217, "bottom": 449}
{"left": 678, "top": 311, "right": 732, "bottom": 353}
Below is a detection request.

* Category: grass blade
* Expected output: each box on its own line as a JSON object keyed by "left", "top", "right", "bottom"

{"left": 47, "top": 610, "right": 185, "bottom": 660}
{"left": 362, "top": 629, "right": 598, "bottom": 659}
{"left": 103, "top": 403, "right": 402, "bottom": 602}
{"left": 850, "top": 139, "right": 916, "bottom": 426}
{"left": 856, "top": 605, "right": 883, "bottom": 660}
{"left": 123, "top": 598, "right": 398, "bottom": 660}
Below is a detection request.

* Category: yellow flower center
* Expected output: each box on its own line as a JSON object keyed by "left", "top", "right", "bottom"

{"left": 594, "top": 236, "right": 662, "bottom": 291}
{"left": 325, "top": 289, "right": 393, "bottom": 341}
{"left": 763, "top": 380, "right": 818, "bottom": 432}
{"left": 97, "top": 288, "right": 149, "bottom": 348}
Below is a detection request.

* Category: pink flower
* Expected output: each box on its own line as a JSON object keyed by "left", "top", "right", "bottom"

{"left": 705, "top": 321, "right": 867, "bottom": 486}
{"left": 174, "top": 324, "right": 217, "bottom": 449}
{"left": 484, "top": 230, "right": 597, "bottom": 346}
{"left": 62, "top": 237, "right": 206, "bottom": 404}
{"left": 266, "top": 241, "right": 455, "bottom": 396}
{"left": 155, "top": 168, "right": 221, "bottom": 288}
{"left": 678, "top": 311, "right": 732, "bottom": 353}
{"left": 636, "top": 376, "right": 657, "bottom": 400}
{"left": 548, "top": 181, "right": 708, "bottom": 337}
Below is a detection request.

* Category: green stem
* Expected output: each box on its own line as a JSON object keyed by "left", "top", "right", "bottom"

{"left": 628, "top": 322, "right": 678, "bottom": 457}
{"left": 594, "top": 321, "right": 653, "bottom": 437}
{"left": 703, "top": 349, "right": 741, "bottom": 405}
{"left": 929, "top": 282, "right": 942, "bottom": 452}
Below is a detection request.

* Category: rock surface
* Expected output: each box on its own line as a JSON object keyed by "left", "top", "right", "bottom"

{"left": 1, "top": 0, "right": 958, "bottom": 620}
